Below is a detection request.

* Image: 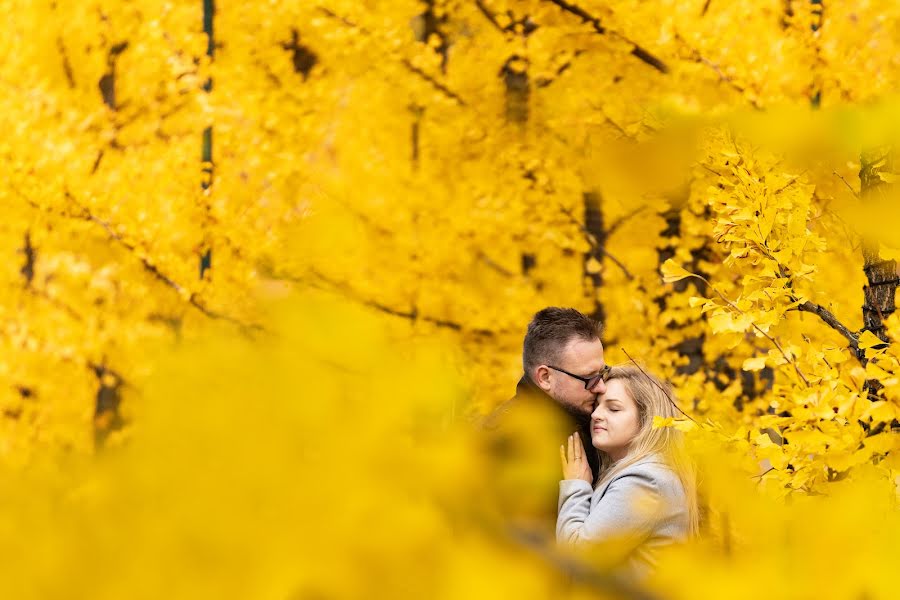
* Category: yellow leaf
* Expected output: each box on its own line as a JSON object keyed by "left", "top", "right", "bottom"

{"left": 652, "top": 415, "right": 674, "bottom": 429}
{"left": 688, "top": 296, "right": 707, "bottom": 308}
{"left": 742, "top": 356, "right": 767, "bottom": 371}
{"left": 823, "top": 347, "right": 849, "bottom": 364}
{"left": 858, "top": 330, "right": 886, "bottom": 350}
{"left": 660, "top": 259, "right": 695, "bottom": 283}
{"left": 826, "top": 450, "right": 870, "bottom": 472}
{"left": 863, "top": 433, "right": 898, "bottom": 454}
{"left": 672, "top": 419, "right": 698, "bottom": 432}
{"left": 862, "top": 400, "right": 899, "bottom": 423}
{"left": 708, "top": 311, "right": 733, "bottom": 333}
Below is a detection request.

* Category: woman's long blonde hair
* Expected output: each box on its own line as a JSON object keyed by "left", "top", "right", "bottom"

{"left": 595, "top": 365, "right": 699, "bottom": 536}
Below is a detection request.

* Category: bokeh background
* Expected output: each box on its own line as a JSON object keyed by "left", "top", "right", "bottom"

{"left": 4, "top": 1, "right": 900, "bottom": 598}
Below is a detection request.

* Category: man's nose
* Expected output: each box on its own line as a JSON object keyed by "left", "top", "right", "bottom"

{"left": 589, "top": 378, "right": 607, "bottom": 395}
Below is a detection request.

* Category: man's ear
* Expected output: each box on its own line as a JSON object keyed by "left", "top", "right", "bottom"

{"left": 533, "top": 365, "right": 553, "bottom": 392}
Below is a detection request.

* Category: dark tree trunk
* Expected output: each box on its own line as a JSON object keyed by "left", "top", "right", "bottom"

{"left": 859, "top": 148, "right": 898, "bottom": 344}
{"left": 92, "top": 364, "right": 124, "bottom": 449}
{"left": 502, "top": 55, "right": 529, "bottom": 125}
{"left": 583, "top": 191, "right": 606, "bottom": 325}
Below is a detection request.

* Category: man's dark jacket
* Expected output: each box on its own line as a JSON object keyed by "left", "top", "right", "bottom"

{"left": 480, "top": 375, "right": 599, "bottom": 534}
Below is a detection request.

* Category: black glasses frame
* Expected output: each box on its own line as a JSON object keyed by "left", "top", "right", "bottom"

{"left": 546, "top": 364, "right": 611, "bottom": 390}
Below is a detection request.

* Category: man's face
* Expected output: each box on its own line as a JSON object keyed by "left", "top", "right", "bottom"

{"left": 544, "top": 337, "right": 607, "bottom": 416}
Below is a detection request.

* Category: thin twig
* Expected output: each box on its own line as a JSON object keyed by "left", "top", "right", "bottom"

{"left": 317, "top": 6, "right": 467, "bottom": 106}
{"left": 282, "top": 269, "right": 497, "bottom": 337}
{"left": 621, "top": 348, "right": 699, "bottom": 424}
{"left": 16, "top": 188, "right": 264, "bottom": 335}
{"left": 558, "top": 203, "right": 634, "bottom": 280}
{"left": 473, "top": 0, "right": 508, "bottom": 34}
{"left": 796, "top": 301, "right": 859, "bottom": 352}
{"left": 401, "top": 59, "right": 468, "bottom": 106}
{"left": 543, "top": 0, "right": 669, "bottom": 74}
{"left": 673, "top": 272, "right": 811, "bottom": 387}
{"left": 675, "top": 32, "right": 763, "bottom": 110}
{"left": 607, "top": 205, "right": 646, "bottom": 236}
{"left": 751, "top": 466, "right": 776, "bottom": 480}
{"left": 833, "top": 170, "right": 860, "bottom": 198}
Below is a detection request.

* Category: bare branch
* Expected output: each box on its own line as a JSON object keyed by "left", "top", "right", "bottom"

{"left": 751, "top": 466, "right": 776, "bottom": 481}
{"left": 558, "top": 203, "right": 634, "bottom": 280}
{"left": 607, "top": 205, "right": 646, "bottom": 236}
{"left": 796, "top": 301, "right": 859, "bottom": 352}
{"left": 401, "top": 59, "right": 468, "bottom": 106}
{"left": 675, "top": 33, "right": 763, "bottom": 110}
{"left": 15, "top": 188, "right": 264, "bottom": 335}
{"left": 477, "top": 251, "right": 515, "bottom": 277}
{"left": 621, "top": 348, "right": 699, "bottom": 423}
{"left": 279, "top": 268, "right": 497, "bottom": 337}
{"left": 473, "top": 0, "right": 508, "bottom": 34}
{"left": 833, "top": 170, "right": 860, "bottom": 198}
{"left": 543, "top": 0, "right": 669, "bottom": 74}
{"left": 672, "top": 271, "right": 811, "bottom": 386}
{"left": 317, "top": 6, "right": 467, "bottom": 106}
{"left": 535, "top": 50, "right": 585, "bottom": 88}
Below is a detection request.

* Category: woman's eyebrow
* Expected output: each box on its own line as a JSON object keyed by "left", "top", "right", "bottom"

{"left": 601, "top": 397, "right": 623, "bottom": 404}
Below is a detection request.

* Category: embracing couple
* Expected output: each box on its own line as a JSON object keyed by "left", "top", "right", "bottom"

{"left": 484, "top": 307, "right": 698, "bottom": 581}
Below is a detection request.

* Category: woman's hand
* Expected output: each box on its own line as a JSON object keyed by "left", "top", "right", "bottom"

{"left": 560, "top": 431, "right": 593, "bottom": 483}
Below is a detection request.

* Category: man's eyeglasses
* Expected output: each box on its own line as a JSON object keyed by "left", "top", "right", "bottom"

{"left": 547, "top": 364, "right": 611, "bottom": 390}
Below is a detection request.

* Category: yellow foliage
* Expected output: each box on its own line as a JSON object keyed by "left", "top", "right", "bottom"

{"left": 4, "top": 0, "right": 900, "bottom": 596}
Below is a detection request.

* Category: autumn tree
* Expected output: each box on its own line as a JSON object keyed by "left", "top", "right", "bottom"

{"left": 4, "top": 1, "right": 900, "bottom": 596}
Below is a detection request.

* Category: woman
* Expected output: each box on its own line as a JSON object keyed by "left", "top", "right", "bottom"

{"left": 557, "top": 365, "right": 698, "bottom": 579}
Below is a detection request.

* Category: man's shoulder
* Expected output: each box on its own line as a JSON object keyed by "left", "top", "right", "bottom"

{"left": 479, "top": 395, "right": 517, "bottom": 431}
{"left": 479, "top": 376, "right": 543, "bottom": 431}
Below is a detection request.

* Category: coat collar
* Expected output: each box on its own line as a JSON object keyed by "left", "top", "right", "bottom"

{"left": 515, "top": 374, "right": 591, "bottom": 426}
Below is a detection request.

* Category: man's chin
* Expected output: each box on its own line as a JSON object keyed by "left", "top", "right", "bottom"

{"left": 558, "top": 397, "right": 594, "bottom": 419}
{"left": 574, "top": 406, "right": 595, "bottom": 419}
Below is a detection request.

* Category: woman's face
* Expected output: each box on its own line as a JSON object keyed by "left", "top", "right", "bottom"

{"left": 590, "top": 379, "right": 642, "bottom": 462}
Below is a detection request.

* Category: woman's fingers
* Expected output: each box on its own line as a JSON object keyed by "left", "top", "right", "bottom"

{"left": 567, "top": 433, "right": 574, "bottom": 462}
{"left": 574, "top": 432, "right": 582, "bottom": 460}
{"left": 560, "top": 444, "right": 567, "bottom": 469}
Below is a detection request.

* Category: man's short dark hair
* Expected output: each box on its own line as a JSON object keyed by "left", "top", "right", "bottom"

{"left": 522, "top": 307, "right": 602, "bottom": 375}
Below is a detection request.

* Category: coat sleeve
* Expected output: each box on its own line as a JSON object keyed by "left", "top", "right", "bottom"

{"left": 557, "top": 468, "right": 662, "bottom": 546}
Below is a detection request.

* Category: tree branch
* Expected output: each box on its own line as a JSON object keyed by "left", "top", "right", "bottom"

{"left": 558, "top": 203, "right": 634, "bottom": 280}
{"left": 401, "top": 59, "right": 468, "bottom": 106}
{"left": 607, "top": 204, "right": 646, "bottom": 236}
{"left": 833, "top": 170, "right": 859, "bottom": 198}
{"left": 16, "top": 188, "right": 264, "bottom": 335}
{"left": 621, "top": 348, "right": 698, "bottom": 423}
{"left": 473, "top": 0, "right": 508, "bottom": 34}
{"left": 316, "top": 6, "right": 467, "bottom": 106}
{"left": 278, "top": 268, "right": 497, "bottom": 337}
{"left": 543, "top": 0, "right": 668, "bottom": 74}
{"left": 675, "top": 33, "right": 763, "bottom": 110}
{"left": 796, "top": 301, "right": 859, "bottom": 352}
{"left": 674, "top": 271, "right": 811, "bottom": 386}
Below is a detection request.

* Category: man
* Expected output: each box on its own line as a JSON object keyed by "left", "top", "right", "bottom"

{"left": 482, "top": 307, "right": 609, "bottom": 534}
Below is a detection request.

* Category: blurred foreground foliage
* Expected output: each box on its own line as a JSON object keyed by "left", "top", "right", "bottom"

{"left": 1, "top": 295, "right": 898, "bottom": 599}
{"left": 4, "top": 1, "right": 900, "bottom": 597}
